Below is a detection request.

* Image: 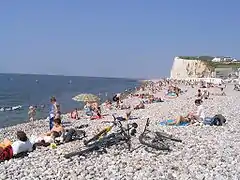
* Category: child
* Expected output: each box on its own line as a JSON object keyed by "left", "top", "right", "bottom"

{"left": 28, "top": 106, "right": 36, "bottom": 122}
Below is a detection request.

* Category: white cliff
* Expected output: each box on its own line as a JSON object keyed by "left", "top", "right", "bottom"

{"left": 170, "top": 57, "right": 213, "bottom": 79}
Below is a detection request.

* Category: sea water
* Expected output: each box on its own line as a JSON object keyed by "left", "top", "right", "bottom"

{"left": 0, "top": 73, "right": 140, "bottom": 128}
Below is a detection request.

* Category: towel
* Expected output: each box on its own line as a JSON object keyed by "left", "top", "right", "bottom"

{"left": 159, "top": 119, "right": 189, "bottom": 126}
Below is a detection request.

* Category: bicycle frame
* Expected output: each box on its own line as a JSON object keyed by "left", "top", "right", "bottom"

{"left": 139, "top": 118, "right": 181, "bottom": 152}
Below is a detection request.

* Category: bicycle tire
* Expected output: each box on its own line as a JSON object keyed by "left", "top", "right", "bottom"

{"left": 155, "top": 132, "right": 182, "bottom": 142}
{"left": 139, "top": 134, "right": 170, "bottom": 151}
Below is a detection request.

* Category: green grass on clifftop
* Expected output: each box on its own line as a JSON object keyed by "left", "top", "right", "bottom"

{"left": 178, "top": 56, "right": 240, "bottom": 69}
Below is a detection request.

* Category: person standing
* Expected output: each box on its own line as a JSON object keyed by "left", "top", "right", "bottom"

{"left": 49, "top": 97, "right": 59, "bottom": 130}
{"left": 28, "top": 106, "right": 36, "bottom": 122}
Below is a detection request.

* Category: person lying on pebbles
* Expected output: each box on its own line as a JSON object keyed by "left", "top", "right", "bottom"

{"left": 168, "top": 99, "right": 205, "bottom": 126}
{"left": 0, "top": 131, "right": 33, "bottom": 161}
{"left": 119, "top": 101, "right": 130, "bottom": 110}
{"left": 33, "top": 118, "right": 64, "bottom": 146}
{"left": 90, "top": 106, "right": 102, "bottom": 120}
{"left": 103, "top": 100, "right": 113, "bottom": 110}
{"left": 134, "top": 101, "right": 145, "bottom": 110}
{"left": 114, "top": 110, "right": 132, "bottom": 121}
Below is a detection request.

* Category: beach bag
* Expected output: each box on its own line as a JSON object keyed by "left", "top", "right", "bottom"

{"left": 63, "top": 129, "right": 86, "bottom": 143}
{"left": 203, "top": 117, "right": 215, "bottom": 126}
{"left": 212, "top": 114, "right": 226, "bottom": 126}
{"left": 203, "top": 115, "right": 226, "bottom": 126}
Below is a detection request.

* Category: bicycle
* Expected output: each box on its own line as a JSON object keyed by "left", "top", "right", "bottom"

{"left": 139, "top": 118, "right": 182, "bottom": 153}
{"left": 64, "top": 115, "right": 138, "bottom": 158}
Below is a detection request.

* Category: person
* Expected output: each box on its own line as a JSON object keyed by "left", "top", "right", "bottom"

{"left": 134, "top": 100, "right": 145, "bottom": 110}
{"left": 49, "top": 97, "right": 59, "bottom": 130}
{"left": 84, "top": 102, "right": 93, "bottom": 116}
{"left": 28, "top": 106, "right": 36, "bottom": 122}
{"left": 11, "top": 131, "right": 33, "bottom": 156}
{"left": 168, "top": 99, "right": 205, "bottom": 125}
{"left": 55, "top": 104, "right": 61, "bottom": 119}
{"left": 202, "top": 89, "right": 210, "bottom": 99}
{"left": 116, "top": 110, "right": 132, "bottom": 121}
{"left": 34, "top": 118, "right": 64, "bottom": 145}
{"left": 113, "top": 93, "right": 121, "bottom": 108}
{"left": 45, "top": 118, "right": 64, "bottom": 137}
{"left": 90, "top": 106, "right": 102, "bottom": 120}
{"left": 197, "top": 89, "right": 202, "bottom": 98}
{"left": 220, "top": 88, "right": 226, "bottom": 96}
{"left": 0, "top": 131, "right": 33, "bottom": 161}
{"left": 70, "top": 108, "right": 79, "bottom": 120}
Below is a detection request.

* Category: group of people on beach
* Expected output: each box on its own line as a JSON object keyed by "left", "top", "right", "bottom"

{"left": 0, "top": 79, "right": 227, "bottom": 162}
{"left": 0, "top": 95, "right": 88, "bottom": 161}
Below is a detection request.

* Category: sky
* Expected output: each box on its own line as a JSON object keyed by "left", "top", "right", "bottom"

{"left": 0, "top": 0, "right": 239, "bottom": 79}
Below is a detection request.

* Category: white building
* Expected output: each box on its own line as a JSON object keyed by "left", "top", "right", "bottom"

{"left": 212, "top": 57, "right": 222, "bottom": 62}
{"left": 212, "top": 56, "right": 237, "bottom": 62}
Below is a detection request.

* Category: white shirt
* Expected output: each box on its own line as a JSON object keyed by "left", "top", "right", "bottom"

{"left": 11, "top": 140, "right": 33, "bottom": 155}
{"left": 195, "top": 105, "right": 205, "bottom": 120}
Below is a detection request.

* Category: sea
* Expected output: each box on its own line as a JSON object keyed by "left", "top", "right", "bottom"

{"left": 0, "top": 73, "right": 141, "bottom": 128}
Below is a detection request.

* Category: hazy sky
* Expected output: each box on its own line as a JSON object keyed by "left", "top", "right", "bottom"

{"left": 0, "top": 1, "right": 239, "bottom": 79}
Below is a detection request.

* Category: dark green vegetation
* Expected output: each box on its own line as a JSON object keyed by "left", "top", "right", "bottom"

{"left": 178, "top": 56, "right": 214, "bottom": 61}
{"left": 178, "top": 56, "right": 240, "bottom": 69}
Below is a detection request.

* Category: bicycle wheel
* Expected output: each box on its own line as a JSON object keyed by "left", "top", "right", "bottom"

{"left": 139, "top": 134, "right": 170, "bottom": 151}
{"left": 155, "top": 132, "right": 182, "bottom": 142}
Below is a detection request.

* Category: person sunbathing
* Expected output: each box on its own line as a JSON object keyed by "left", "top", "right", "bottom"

{"left": 152, "top": 97, "right": 164, "bottom": 103}
{"left": 70, "top": 108, "right": 79, "bottom": 120}
{"left": 38, "top": 118, "right": 64, "bottom": 142}
{"left": 119, "top": 101, "right": 130, "bottom": 110}
{"left": 0, "top": 131, "right": 33, "bottom": 161}
{"left": 104, "top": 100, "right": 112, "bottom": 110}
{"left": 90, "top": 107, "right": 102, "bottom": 120}
{"left": 168, "top": 99, "right": 205, "bottom": 125}
{"left": 134, "top": 101, "right": 145, "bottom": 110}
{"left": 32, "top": 118, "right": 64, "bottom": 146}
{"left": 202, "top": 89, "right": 210, "bottom": 99}
{"left": 46, "top": 118, "right": 64, "bottom": 136}
{"left": 115, "top": 110, "right": 132, "bottom": 121}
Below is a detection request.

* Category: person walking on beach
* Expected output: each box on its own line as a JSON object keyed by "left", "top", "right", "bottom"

{"left": 28, "top": 106, "right": 36, "bottom": 122}
{"left": 49, "top": 97, "right": 59, "bottom": 130}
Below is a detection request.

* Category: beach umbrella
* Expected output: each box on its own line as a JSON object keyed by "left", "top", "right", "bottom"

{"left": 72, "top": 93, "right": 100, "bottom": 102}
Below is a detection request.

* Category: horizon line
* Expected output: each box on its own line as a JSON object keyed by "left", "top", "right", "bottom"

{"left": 0, "top": 72, "right": 147, "bottom": 81}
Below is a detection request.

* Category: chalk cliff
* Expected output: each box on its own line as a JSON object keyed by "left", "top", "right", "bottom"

{"left": 170, "top": 57, "right": 213, "bottom": 79}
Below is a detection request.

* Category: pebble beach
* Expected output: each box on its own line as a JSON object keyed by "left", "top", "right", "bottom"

{"left": 0, "top": 84, "right": 240, "bottom": 180}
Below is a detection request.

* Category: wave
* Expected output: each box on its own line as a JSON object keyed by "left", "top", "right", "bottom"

{"left": 0, "top": 105, "right": 22, "bottom": 112}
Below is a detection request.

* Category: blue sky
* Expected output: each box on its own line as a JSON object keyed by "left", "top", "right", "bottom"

{"left": 0, "top": 0, "right": 239, "bottom": 79}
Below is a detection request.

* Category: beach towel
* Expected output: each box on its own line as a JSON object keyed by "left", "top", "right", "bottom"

{"left": 159, "top": 119, "right": 189, "bottom": 126}
{"left": 90, "top": 115, "right": 103, "bottom": 120}
{"left": 0, "top": 146, "right": 13, "bottom": 162}
{"left": 165, "top": 93, "right": 177, "bottom": 99}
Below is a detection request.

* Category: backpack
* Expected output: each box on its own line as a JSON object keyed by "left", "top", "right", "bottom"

{"left": 212, "top": 114, "right": 226, "bottom": 126}
{"left": 203, "top": 117, "right": 215, "bottom": 126}
{"left": 203, "top": 114, "right": 226, "bottom": 126}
